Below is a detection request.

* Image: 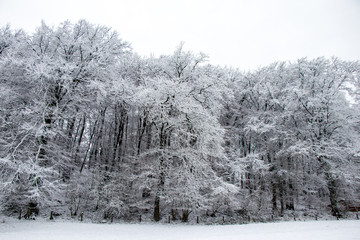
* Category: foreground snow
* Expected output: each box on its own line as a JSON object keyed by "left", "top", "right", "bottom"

{"left": 0, "top": 219, "right": 359, "bottom": 240}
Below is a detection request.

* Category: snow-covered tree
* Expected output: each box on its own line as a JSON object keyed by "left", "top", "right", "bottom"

{"left": 131, "top": 44, "right": 229, "bottom": 221}
{"left": 223, "top": 58, "right": 360, "bottom": 218}
{"left": 1, "top": 20, "right": 359, "bottom": 223}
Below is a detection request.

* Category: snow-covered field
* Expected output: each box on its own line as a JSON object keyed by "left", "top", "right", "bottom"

{"left": 0, "top": 219, "right": 359, "bottom": 240}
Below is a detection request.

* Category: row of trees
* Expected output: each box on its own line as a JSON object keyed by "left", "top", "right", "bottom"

{"left": 1, "top": 20, "right": 359, "bottom": 223}
{"left": 223, "top": 59, "right": 360, "bottom": 219}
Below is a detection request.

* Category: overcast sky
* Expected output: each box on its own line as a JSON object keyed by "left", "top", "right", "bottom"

{"left": 0, "top": 0, "right": 359, "bottom": 70}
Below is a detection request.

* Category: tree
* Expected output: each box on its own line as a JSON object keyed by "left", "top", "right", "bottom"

{"left": 1, "top": 20, "right": 359, "bottom": 222}
{"left": 0, "top": 20, "right": 131, "bottom": 216}
{"left": 223, "top": 58, "right": 360, "bottom": 218}
{"left": 131, "top": 44, "right": 229, "bottom": 221}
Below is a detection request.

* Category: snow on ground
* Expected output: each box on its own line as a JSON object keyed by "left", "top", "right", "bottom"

{"left": 0, "top": 219, "right": 359, "bottom": 240}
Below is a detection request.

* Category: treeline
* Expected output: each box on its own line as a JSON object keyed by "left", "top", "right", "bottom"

{"left": 0, "top": 20, "right": 359, "bottom": 223}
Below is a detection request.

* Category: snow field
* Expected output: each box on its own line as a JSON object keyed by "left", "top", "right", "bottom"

{"left": 0, "top": 219, "right": 359, "bottom": 240}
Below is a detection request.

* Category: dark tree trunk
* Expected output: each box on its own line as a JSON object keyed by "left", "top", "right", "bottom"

{"left": 74, "top": 114, "right": 86, "bottom": 163}
{"left": 137, "top": 114, "right": 147, "bottom": 155}
{"left": 154, "top": 195, "right": 161, "bottom": 222}
{"left": 279, "top": 180, "right": 284, "bottom": 216}
{"left": 153, "top": 123, "right": 167, "bottom": 222}
{"left": 112, "top": 105, "right": 126, "bottom": 170}
{"left": 171, "top": 209, "right": 179, "bottom": 221}
{"left": 154, "top": 155, "right": 165, "bottom": 222}
{"left": 326, "top": 172, "right": 340, "bottom": 217}
{"left": 181, "top": 209, "right": 191, "bottom": 222}
{"left": 24, "top": 202, "right": 39, "bottom": 220}
{"left": 67, "top": 116, "right": 76, "bottom": 143}
{"left": 146, "top": 123, "right": 153, "bottom": 150}
{"left": 319, "top": 156, "right": 340, "bottom": 218}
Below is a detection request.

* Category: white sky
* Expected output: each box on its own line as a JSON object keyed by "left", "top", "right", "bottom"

{"left": 0, "top": 0, "right": 359, "bottom": 70}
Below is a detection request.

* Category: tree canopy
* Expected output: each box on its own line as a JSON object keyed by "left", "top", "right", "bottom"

{"left": 1, "top": 20, "right": 360, "bottom": 223}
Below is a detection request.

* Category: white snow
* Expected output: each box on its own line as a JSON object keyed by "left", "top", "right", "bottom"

{"left": 0, "top": 219, "right": 359, "bottom": 240}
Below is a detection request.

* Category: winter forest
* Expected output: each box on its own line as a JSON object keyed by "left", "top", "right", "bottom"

{"left": 1, "top": 20, "right": 360, "bottom": 224}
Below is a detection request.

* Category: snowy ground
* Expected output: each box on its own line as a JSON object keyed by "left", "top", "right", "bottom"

{"left": 0, "top": 219, "right": 359, "bottom": 240}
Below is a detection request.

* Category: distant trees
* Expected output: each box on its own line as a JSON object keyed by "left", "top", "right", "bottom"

{"left": 0, "top": 21, "right": 359, "bottom": 222}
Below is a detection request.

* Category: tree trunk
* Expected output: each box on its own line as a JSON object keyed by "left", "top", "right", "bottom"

{"left": 181, "top": 209, "right": 191, "bottom": 222}
{"left": 279, "top": 180, "right": 285, "bottom": 216}
{"left": 154, "top": 123, "right": 167, "bottom": 222}
{"left": 326, "top": 172, "right": 340, "bottom": 217}
{"left": 75, "top": 114, "right": 86, "bottom": 161}
{"left": 154, "top": 195, "right": 161, "bottom": 222}
{"left": 154, "top": 155, "right": 165, "bottom": 222}
{"left": 137, "top": 114, "right": 147, "bottom": 155}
